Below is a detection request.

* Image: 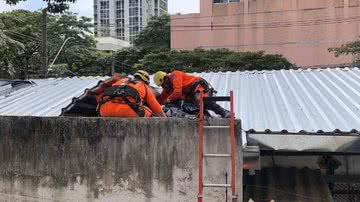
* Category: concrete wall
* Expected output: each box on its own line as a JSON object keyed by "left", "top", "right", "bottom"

{"left": 0, "top": 116, "right": 242, "bottom": 202}
{"left": 171, "top": 0, "right": 360, "bottom": 66}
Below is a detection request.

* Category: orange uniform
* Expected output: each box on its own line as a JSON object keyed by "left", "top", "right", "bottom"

{"left": 158, "top": 70, "right": 230, "bottom": 118}
{"left": 97, "top": 77, "right": 164, "bottom": 117}
{"left": 158, "top": 70, "right": 208, "bottom": 104}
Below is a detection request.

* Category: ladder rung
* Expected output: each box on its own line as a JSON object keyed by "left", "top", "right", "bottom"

{"left": 203, "top": 126, "right": 230, "bottom": 129}
{"left": 203, "top": 153, "right": 231, "bottom": 158}
{"left": 203, "top": 184, "right": 231, "bottom": 188}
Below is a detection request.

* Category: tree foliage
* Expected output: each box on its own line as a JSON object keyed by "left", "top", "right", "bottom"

{"left": 0, "top": 10, "right": 98, "bottom": 79}
{"left": 47, "top": 14, "right": 96, "bottom": 73}
{"left": 143, "top": 49, "right": 293, "bottom": 73}
{"left": 116, "top": 48, "right": 294, "bottom": 74}
{"left": 134, "top": 15, "right": 170, "bottom": 50}
{"left": 0, "top": 10, "right": 41, "bottom": 78}
{"left": 0, "top": 21, "right": 24, "bottom": 78}
{"left": 114, "top": 47, "right": 148, "bottom": 73}
{"left": 5, "top": 0, "right": 76, "bottom": 13}
{"left": 329, "top": 40, "right": 360, "bottom": 64}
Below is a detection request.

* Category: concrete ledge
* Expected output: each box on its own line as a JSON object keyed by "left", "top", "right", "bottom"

{"left": 0, "top": 116, "right": 242, "bottom": 202}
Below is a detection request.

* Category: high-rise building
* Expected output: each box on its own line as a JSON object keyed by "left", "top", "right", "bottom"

{"left": 94, "top": 0, "right": 168, "bottom": 44}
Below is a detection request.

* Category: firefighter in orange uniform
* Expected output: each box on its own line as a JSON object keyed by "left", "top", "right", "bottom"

{"left": 96, "top": 70, "right": 166, "bottom": 118}
{"left": 154, "top": 70, "right": 230, "bottom": 118}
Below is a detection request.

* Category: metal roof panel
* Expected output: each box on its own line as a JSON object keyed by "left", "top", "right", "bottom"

{"left": 0, "top": 77, "right": 108, "bottom": 117}
{"left": 186, "top": 68, "right": 360, "bottom": 133}
{"left": 1, "top": 68, "right": 360, "bottom": 133}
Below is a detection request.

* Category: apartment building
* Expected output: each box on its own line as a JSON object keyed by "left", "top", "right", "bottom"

{"left": 171, "top": 0, "right": 360, "bottom": 66}
{"left": 94, "top": 0, "right": 167, "bottom": 43}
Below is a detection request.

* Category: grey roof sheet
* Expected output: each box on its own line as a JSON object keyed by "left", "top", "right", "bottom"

{"left": 1, "top": 68, "right": 360, "bottom": 133}
{"left": 191, "top": 68, "right": 360, "bottom": 133}
{"left": 0, "top": 77, "right": 108, "bottom": 117}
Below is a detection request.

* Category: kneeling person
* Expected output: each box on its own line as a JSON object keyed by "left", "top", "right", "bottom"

{"left": 154, "top": 70, "right": 230, "bottom": 118}
{"left": 98, "top": 70, "right": 166, "bottom": 117}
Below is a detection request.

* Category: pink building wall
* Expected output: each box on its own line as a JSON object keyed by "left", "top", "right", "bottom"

{"left": 171, "top": 0, "right": 360, "bottom": 66}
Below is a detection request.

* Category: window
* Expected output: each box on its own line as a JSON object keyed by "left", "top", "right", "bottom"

{"left": 116, "top": 19, "right": 125, "bottom": 27}
{"left": 129, "top": 17, "right": 140, "bottom": 26}
{"left": 100, "top": 19, "right": 109, "bottom": 25}
{"left": 116, "top": 0, "right": 125, "bottom": 22}
{"left": 100, "top": 19, "right": 110, "bottom": 36}
{"left": 100, "top": 1, "right": 109, "bottom": 9}
{"left": 116, "top": 0, "right": 124, "bottom": 9}
{"left": 116, "top": 10, "right": 125, "bottom": 19}
{"left": 100, "top": 10, "right": 109, "bottom": 18}
{"left": 129, "top": 7, "right": 139, "bottom": 16}
{"left": 130, "top": 26, "right": 139, "bottom": 35}
{"left": 99, "top": 0, "right": 110, "bottom": 37}
{"left": 116, "top": 28, "right": 125, "bottom": 40}
{"left": 129, "top": 0, "right": 139, "bottom": 7}
{"left": 128, "top": 0, "right": 143, "bottom": 44}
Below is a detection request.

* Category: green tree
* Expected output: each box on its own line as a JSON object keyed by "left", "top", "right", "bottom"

{"left": 134, "top": 15, "right": 170, "bottom": 50}
{"left": 329, "top": 40, "right": 360, "bottom": 64}
{"left": 0, "top": 11, "right": 98, "bottom": 78}
{"left": 5, "top": 0, "right": 76, "bottom": 13}
{"left": 47, "top": 13, "right": 96, "bottom": 73}
{"left": 0, "top": 10, "right": 41, "bottom": 79}
{"left": 0, "top": 21, "right": 24, "bottom": 78}
{"left": 141, "top": 49, "right": 293, "bottom": 73}
{"left": 114, "top": 47, "right": 148, "bottom": 73}
{"left": 94, "top": 51, "right": 113, "bottom": 75}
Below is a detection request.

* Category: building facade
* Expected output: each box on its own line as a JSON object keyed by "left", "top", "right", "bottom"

{"left": 94, "top": 0, "right": 167, "bottom": 43}
{"left": 171, "top": 0, "right": 360, "bottom": 66}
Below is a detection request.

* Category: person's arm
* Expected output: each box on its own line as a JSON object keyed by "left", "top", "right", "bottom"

{"left": 167, "top": 73, "right": 183, "bottom": 102}
{"left": 158, "top": 89, "right": 170, "bottom": 105}
{"left": 88, "top": 73, "right": 125, "bottom": 96}
{"left": 146, "top": 86, "right": 167, "bottom": 117}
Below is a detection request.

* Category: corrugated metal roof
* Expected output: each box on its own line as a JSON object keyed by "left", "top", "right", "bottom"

{"left": 1, "top": 68, "right": 360, "bottom": 134}
{"left": 191, "top": 68, "right": 360, "bottom": 133}
{"left": 0, "top": 77, "right": 108, "bottom": 117}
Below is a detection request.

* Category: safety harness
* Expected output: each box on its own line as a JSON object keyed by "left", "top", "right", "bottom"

{"left": 98, "top": 80, "right": 147, "bottom": 117}
{"left": 189, "top": 78, "right": 217, "bottom": 96}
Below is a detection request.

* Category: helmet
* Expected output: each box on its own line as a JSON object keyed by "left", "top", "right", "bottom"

{"left": 134, "top": 70, "right": 150, "bottom": 84}
{"left": 154, "top": 71, "right": 167, "bottom": 86}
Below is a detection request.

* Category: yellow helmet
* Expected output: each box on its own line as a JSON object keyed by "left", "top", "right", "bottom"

{"left": 154, "top": 71, "right": 167, "bottom": 86}
{"left": 134, "top": 70, "right": 150, "bottom": 84}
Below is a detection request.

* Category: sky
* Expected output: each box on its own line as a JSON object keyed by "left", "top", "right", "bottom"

{"left": 0, "top": 0, "right": 200, "bottom": 16}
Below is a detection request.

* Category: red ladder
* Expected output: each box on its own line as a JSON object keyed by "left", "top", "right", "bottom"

{"left": 197, "top": 91, "right": 237, "bottom": 202}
